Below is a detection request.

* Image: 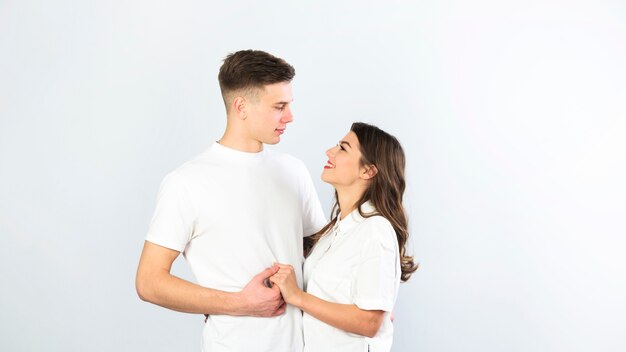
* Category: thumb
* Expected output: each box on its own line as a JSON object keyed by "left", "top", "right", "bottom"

{"left": 255, "top": 265, "right": 279, "bottom": 281}
{"left": 271, "top": 282, "right": 282, "bottom": 293}
{"left": 268, "top": 276, "right": 281, "bottom": 290}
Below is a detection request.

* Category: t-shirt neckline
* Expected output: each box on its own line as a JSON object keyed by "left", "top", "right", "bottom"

{"left": 209, "top": 142, "right": 267, "bottom": 162}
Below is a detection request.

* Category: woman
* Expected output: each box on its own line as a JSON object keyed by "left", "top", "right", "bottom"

{"left": 270, "top": 122, "right": 417, "bottom": 351}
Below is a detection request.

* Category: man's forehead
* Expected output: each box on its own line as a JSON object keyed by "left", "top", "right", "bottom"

{"left": 260, "top": 82, "right": 293, "bottom": 102}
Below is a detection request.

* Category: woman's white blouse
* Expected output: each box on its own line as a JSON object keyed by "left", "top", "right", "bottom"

{"left": 303, "top": 202, "right": 401, "bottom": 352}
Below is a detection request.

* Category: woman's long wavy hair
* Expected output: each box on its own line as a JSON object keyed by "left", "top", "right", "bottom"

{"left": 304, "top": 122, "right": 418, "bottom": 282}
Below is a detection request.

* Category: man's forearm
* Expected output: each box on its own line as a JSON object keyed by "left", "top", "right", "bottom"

{"left": 136, "top": 241, "right": 284, "bottom": 317}
{"left": 136, "top": 269, "right": 243, "bottom": 315}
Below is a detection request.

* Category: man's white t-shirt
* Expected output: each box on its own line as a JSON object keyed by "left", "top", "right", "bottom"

{"left": 146, "top": 142, "right": 326, "bottom": 352}
{"left": 303, "top": 202, "right": 401, "bottom": 352}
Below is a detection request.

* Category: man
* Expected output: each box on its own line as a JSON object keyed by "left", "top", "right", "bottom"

{"left": 136, "top": 50, "right": 326, "bottom": 351}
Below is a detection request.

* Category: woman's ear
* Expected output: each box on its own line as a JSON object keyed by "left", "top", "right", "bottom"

{"left": 361, "top": 165, "right": 378, "bottom": 180}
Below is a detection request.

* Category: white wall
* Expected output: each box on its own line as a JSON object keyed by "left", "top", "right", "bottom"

{"left": 1, "top": 1, "right": 625, "bottom": 351}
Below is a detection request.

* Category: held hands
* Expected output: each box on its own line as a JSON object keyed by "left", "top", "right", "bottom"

{"left": 269, "top": 263, "right": 304, "bottom": 307}
{"left": 236, "top": 263, "right": 304, "bottom": 317}
{"left": 237, "top": 265, "right": 286, "bottom": 317}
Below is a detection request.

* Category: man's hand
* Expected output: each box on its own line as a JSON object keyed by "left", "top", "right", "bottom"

{"left": 236, "top": 265, "right": 286, "bottom": 317}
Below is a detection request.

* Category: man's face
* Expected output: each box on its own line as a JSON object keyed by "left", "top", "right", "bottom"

{"left": 245, "top": 82, "right": 294, "bottom": 145}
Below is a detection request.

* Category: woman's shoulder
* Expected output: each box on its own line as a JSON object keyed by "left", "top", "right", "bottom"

{"left": 360, "top": 214, "right": 392, "bottom": 227}
{"left": 357, "top": 215, "right": 397, "bottom": 248}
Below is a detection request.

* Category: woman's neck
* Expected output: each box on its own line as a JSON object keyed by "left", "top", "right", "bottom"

{"left": 336, "top": 186, "right": 367, "bottom": 220}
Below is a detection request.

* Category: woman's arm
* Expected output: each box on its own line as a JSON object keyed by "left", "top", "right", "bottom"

{"left": 269, "top": 264, "right": 385, "bottom": 338}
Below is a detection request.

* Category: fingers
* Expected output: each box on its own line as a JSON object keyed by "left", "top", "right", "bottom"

{"left": 270, "top": 281, "right": 282, "bottom": 293}
{"left": 273, "top": 264, "right": 295, "bottom": 278}
{"left": 253, "top": 263, "right": 294, "bottom": 290}
{"left": 271, "top": 302, "right": 287, "bottom": 316}
{"left": 255, "top": 265, "right": 280, "bottom": 281}
{"left": 268, "top": 275, "right": 284, "bottom": 289}
{"left": 276, "top": 266, "right": 295, "bottom": 280}
{"left": 273, "top": 263, "right": 294, "bottom": 271}
{"left": 257, "top": 294, "right": 285, "bottom": 317}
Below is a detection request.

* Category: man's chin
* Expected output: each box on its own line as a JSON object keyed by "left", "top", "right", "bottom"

{"left": 264, "top": 137, "right": 281, "bottom": 145}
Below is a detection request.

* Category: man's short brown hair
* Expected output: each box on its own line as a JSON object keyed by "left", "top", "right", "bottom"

{"left": 218, "top": 50, "right": 295, "bottom": 105}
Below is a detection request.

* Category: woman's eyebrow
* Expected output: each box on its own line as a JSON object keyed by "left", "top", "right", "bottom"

{"left": 339, "top": 141, "right": 351, "bottom": 148}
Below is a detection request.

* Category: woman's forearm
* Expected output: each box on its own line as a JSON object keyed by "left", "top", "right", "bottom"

{"left": 293, "top": 292, "right": 385, "bottom": 338}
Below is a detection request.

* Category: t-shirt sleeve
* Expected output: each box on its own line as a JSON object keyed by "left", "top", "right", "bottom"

{"left": 299, "top": 162, "right": 327, "bottom": 237}
{"left": 352, "top": 217, "right": 399, "bottom": 312}
{"left": 145, "top": 172, "right": 196, "bottom": 252}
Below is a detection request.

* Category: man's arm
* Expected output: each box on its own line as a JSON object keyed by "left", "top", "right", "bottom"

{"left": 135, "top": 241, "right": 285, "bottom": 317}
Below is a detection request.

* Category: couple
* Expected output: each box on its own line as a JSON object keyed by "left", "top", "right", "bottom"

{"left": 135, "top": 50, "right": 417, "bottom": 352}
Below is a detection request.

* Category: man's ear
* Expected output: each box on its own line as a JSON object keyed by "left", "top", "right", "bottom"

{"left": 361, "top": 165, "right": 378, "bottom": 180}
{"left": 232, "top": 96, "right": 247, "bottom": 120}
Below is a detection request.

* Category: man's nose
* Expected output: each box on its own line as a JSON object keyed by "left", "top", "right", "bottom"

{"left": 281, "top": 107, "right": 294, "bottom": 123}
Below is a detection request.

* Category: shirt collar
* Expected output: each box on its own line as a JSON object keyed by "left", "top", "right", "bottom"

{"left": 336, "top": 201, "right": 377, "bottom": 233}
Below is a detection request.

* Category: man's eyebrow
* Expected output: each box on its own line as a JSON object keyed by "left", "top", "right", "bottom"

{"left": 339, "top": 141, "right": 351, "bottom": 148}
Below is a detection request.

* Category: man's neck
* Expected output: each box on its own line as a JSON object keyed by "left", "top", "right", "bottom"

{"left": 218, "top": 133, "right": 263, "bottom": 153}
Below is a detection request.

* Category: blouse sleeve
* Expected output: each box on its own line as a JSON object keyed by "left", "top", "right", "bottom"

{"left": 351, "top": 216, "right": 400, "bottom": 312}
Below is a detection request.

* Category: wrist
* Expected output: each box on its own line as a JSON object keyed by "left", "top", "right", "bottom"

{"left": 291, "top": 290, "right": 307, "bottom": 309}
{"left": 228, "top": 291, "right": 247, "bottom": 316}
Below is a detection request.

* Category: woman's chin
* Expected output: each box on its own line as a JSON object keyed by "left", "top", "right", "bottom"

{"left": 320, "top": 172, "right": 333, "bottom": 185}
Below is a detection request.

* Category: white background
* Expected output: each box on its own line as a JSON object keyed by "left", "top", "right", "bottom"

{"left": 1, "top": 1, "right": 625, "bottom": 351}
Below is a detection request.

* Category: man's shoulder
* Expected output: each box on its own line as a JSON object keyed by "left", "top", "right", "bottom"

{"left": 161, "top": 149, "right": 216, "bottom": 184}
{"left": 265, "top": 149, "right": 307, "bottom": 170}
{"left": 175, "top": 148, "right": 220, "bottom": 171}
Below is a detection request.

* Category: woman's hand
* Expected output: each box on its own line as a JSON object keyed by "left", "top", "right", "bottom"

{"left": 269, "top": 263, "right": 385, "bottom": 338}
{"left": 269, "top": 263, "right": 304, "bottom": 307}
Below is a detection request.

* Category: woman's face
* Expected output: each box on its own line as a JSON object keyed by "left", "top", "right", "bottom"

{"left": 321, "top": 131, "right": 366, "bottom": 187}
